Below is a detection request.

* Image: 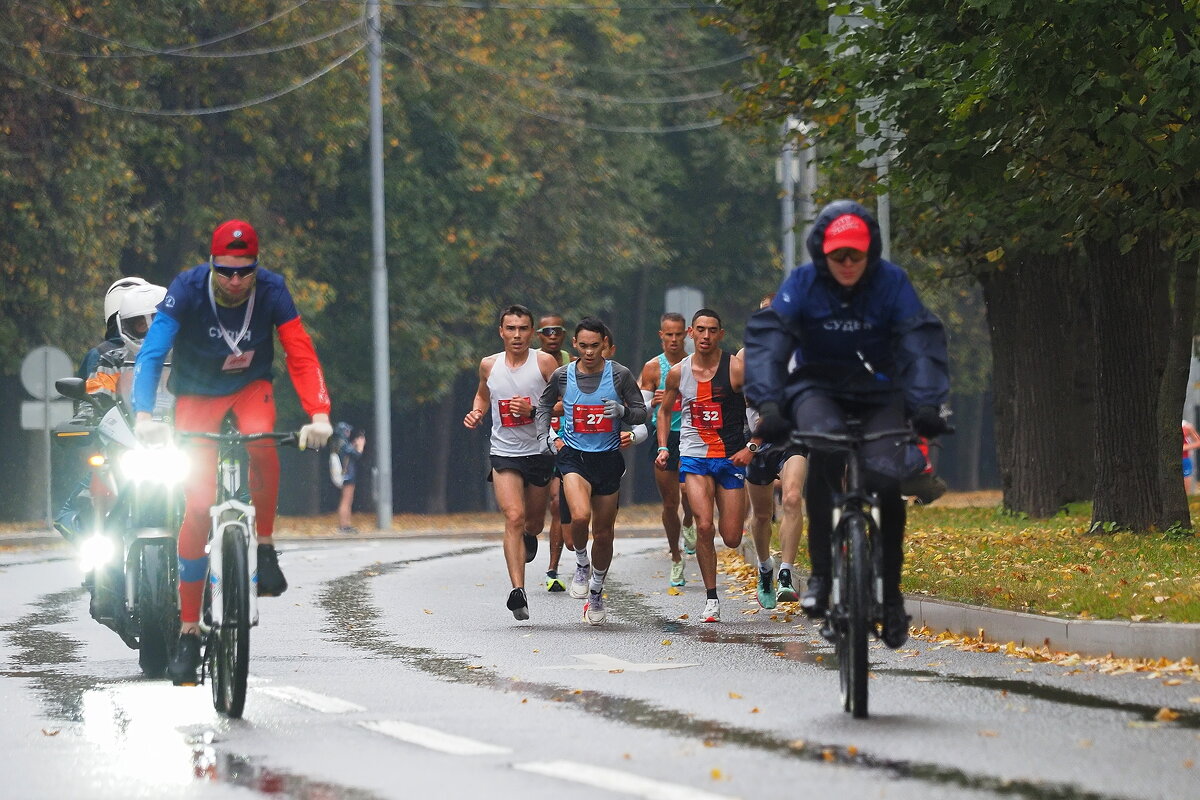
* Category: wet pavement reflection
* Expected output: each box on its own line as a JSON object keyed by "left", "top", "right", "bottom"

{"left": 317, "top": 550, "right": 1143, "bottom": 800}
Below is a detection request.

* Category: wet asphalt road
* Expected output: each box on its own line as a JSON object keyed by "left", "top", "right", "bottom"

{"left": 1, "top": 537, "right": 1197, "bottom": 800}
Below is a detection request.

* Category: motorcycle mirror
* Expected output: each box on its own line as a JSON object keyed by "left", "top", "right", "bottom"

{"left": 55, "top": 377, "right": 88, "bottom": 400}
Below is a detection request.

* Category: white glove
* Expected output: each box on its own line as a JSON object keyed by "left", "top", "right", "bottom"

{"left": 299, "top": 414, "right": 333, "bottom": 451}
{"left": 630, "top": 424, "right": 649, "bottom": 445}
{"left": 135, "top": 418, "right": 172, "bottom": 446}
{"left": 602, "top": 398, "right": 625, "bottom": 420}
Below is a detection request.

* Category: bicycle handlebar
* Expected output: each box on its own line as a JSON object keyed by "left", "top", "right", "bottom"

{"left": 790, "top": 424, "right": 955, "bottom": 449}
{"left": 178, "top": 431, "right": 300, "bottom": 448}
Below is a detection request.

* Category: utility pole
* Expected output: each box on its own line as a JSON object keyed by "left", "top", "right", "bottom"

{"left": 779, "top": 116, "right": 799, "bottom": 274}
{"left": 367, "top": 0, "right": 393, "bottom": 530}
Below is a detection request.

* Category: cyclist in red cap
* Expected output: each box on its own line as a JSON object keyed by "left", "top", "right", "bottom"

{"left": 132, "top": 218, "right": 333, "bottom": 685}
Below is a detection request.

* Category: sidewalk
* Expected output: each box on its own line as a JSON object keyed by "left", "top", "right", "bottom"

{"left": 6, "top": 521, "right": 1196, "bottom": 662}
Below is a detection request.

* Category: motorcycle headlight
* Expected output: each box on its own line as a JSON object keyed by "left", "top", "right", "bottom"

{"left": 79, "top": 534, "right": 116, "bottom": 572}
{"left": 120, "top": 446, "right": 190, "bottom": 485}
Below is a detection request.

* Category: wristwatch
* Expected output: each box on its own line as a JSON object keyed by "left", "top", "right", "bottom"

{"left": 747, "top": 441, "right": 760, "bottom": 453}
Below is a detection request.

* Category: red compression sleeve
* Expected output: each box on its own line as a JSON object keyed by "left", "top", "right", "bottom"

{"left": 277, "top": 316, "right": 332, "bottom": 418}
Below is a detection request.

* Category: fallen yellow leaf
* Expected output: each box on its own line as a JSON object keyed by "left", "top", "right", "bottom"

{"left": 667, "top": 587, "right": 682, "bottom": 596}
{"left": 678, "top": 614, "right": 689, "bottom": 620}
{"left": 728, "top": 692, "right": 742, "bottom": 699}
{"left": 608, "top": 669, "right": 624, "bottom": 674}
{"left": 750, "top": 707, "right": 760, "bottom": 713}
{"left": 789, "top": 739, "right": 806, "bottom": 750}
{"left": 979, "top": 730, "right": 999, "bottom": 737}
{"left": 41, "top": 729, "right": 59, "bottom": 736}
{"left": 1155, "top": 707, "right": 1180, "bottom": 722}
{"left": 661, "top": 639, "right": 672, "bottom": 646}
{"left": 423, "top": 609, "right": 433, "bottom": 614}
{"left": 710, "top": 768, "right": 723, "bottom": 780}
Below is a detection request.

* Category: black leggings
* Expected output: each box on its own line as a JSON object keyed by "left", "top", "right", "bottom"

{"left": 794, "top": 394, "right": 913, "bottom": 597}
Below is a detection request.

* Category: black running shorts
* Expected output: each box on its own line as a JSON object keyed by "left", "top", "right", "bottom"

{"left": 488, "top": 454, "right": 555, "bottom": 488}
{"left": 556, "top": 446, "right": 625, "bottom": 496}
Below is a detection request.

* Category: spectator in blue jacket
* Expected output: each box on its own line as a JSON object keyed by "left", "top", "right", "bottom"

{"left": 743, "top": 199, "right": 950, "bottom": 649}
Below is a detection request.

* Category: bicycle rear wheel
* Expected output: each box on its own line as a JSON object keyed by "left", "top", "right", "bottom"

{"left": 210, "top": 525, "right": 250, "bottom": 718}
{"left": 838, "top": 513, "right": 871, "bottom": 718}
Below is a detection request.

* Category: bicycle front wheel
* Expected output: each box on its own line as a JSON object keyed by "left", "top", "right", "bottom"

{"left": 211, "top": 525, "right": 250, "bottom": 718}
{"left": 838, "top": 513, "right": 871, "bottom": 718}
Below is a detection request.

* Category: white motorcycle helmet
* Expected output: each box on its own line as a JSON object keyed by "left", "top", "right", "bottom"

{"left": 104, "top": 276, "right": 149, "bottom": 328}
{"left": 117, "top": 284, "right": 167, "bottom": 357}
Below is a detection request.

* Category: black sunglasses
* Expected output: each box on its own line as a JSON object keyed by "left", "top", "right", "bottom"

{"left": 537, "top": 326, "right": 565, "bottom": 336}
{"left": 212, "top": 262, "right": 258, "bottom": 279}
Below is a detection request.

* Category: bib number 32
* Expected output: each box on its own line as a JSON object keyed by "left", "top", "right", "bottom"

{"left": 690, "top": 401, "right": 723, "bottom": 429}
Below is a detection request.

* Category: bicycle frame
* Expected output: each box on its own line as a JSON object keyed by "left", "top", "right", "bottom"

{"left": 793, "top": 421, "right": 915, "bottom": 718}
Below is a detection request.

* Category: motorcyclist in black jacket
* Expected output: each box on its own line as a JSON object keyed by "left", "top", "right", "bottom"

{"left": 743, "top": 200, "right": 950, "bottom": 649}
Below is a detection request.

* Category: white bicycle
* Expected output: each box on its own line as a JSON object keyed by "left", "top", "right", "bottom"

{"left": 180, "top": 428, "right": 297, "bottom": 718}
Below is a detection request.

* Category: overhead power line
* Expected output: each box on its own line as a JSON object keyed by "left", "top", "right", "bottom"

{"left": 317, "top": 0, "right": 724, "bottom": 10}
{"left": 1, "top": 18, "right": 364, "bottom": 60}
{"left": 387, "top": 24, "right": 739, "bottom": 105}
{"left": 569, "top": 50, "right": 754, "bottom": 77}
{"left": 0, "top": 43, "right": 366, "bottom": 116}
{"left": 383, "top": 39, "right": 724, "bottom": 133}
{"left": 11, "top": 0, "right": 327, "bottom": 58}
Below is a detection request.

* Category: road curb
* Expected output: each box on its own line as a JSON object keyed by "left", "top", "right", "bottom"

{"left": 909, "top": 596, "right": 1200, "bottom": 662}
{"left": 734, "top": 538, "right": 1198, "bottom": 663}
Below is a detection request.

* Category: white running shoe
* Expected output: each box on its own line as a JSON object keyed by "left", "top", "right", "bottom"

{"left": 702, "top": 598, "right": 720, "bottom": 623}
{"left": 569, "top": 562, "right": 591, "bottom": 599}
{"left": 583, "top": 591, "right": 607, "bottom": 625}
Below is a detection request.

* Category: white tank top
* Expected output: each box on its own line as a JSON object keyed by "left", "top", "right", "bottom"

{"left": 487, "top": 351, "right": 547, "bottom": 456}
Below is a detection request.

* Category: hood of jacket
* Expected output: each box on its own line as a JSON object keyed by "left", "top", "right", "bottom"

{"left": 805, "top": 199, "right": 883, "bottom": 293}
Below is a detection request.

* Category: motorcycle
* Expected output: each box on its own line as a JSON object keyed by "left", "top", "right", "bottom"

{"left": 54, "top": 377, "right": 186, "bottom": 678}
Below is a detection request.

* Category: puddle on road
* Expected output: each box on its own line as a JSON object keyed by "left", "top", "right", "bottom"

{"left": 2, "top": 584, "right": 378, "bottom": 799}
{"left": 319, "top": 550, "right": 1146, "bottom": 800}
{"left": 192, "top": 745, "right": 383, "bottom": 799}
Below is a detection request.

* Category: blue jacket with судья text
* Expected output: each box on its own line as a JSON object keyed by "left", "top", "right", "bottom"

{"left": 742, "top": 199, "right": 949, "bottom": 414}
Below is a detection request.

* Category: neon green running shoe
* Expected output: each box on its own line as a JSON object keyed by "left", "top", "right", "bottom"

{"left": 669, "top": 558, "right": 686, "bottom": 587}
{"left": 681, "top": 524, "right": 697, "bottom": 555}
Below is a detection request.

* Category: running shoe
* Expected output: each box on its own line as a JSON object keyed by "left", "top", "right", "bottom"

{"left": 800, "top": 574, "right": 830, "bottom": 619}
{"left": 583, "top": 591, "right": 607, "bottom": 625}
{"left": 776, "top": 568, "right": 800, "bottom": 603}
{"left": 545, "top": 572, "right": 566, "bottom": 592}
{"left": 669, "top": 558, "right": 686, "bottom": 587}
{"left": 569, "top": 563, "right": 591, "bottom": 599}
{"left": 757, "top": 568, "right": 777, "bottom": 609}
{"left": 701, "top": 598, "right": 720, "bottom": 623}
{"left": 506, "top": 587, "right": 530, "bottom": 621}
{"left": 167, "top": 632, "right": 202, "bottom": 686}
{"left": 681, "top": 524, "right": 697, "bottom": 555}
{"left": 257, "top": 544, "right": 288, "bottom": 597}
{"left": 881, "top": 596, "right": 912, "bottom": 649}
{"left": 523, "top": 532, "right": 538, "bottom": 564}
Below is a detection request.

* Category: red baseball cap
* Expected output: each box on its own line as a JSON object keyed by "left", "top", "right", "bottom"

{"left": 821, "top": 213, "right": 871, "bottom": 254}
{"left": 211, "top": 219, "right": 259, "bottom": 258}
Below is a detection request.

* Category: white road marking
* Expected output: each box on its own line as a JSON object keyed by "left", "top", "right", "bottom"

{"left": 257, "top": 686, "right": 365, "bottom": 714}
{"left": 515, "top": 760, "right": 737, "bottom": 800}
{"left": 541, "top": 653, "right": 699, "bottom": 672}
{"left": 358, "top": 720, "right": 511, "bottom": 755}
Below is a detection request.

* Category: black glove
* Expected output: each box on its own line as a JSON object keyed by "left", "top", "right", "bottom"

{"left": 754, "top": 401, "right": 791, "bottom": 444}
{"left": 911, "top": 405, "right": 948, "bottom": 438}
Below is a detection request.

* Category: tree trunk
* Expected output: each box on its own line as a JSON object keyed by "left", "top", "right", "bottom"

{"left": 1156, "top": 255, "right": 1198, "bottom": 530}
{"left": 1090, "top": 235, "right": 1169, "bottom": 530}
{"left": 980, "top": 253, "right": 1093, "bottom": 516}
